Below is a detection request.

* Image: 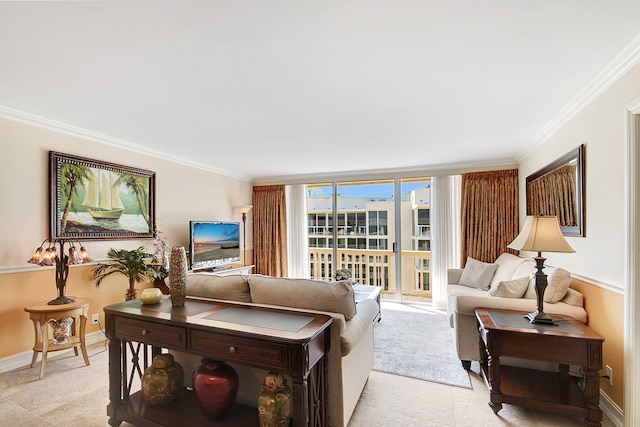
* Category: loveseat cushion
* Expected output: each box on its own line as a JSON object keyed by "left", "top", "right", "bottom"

{"left": 248, "top": 275, "right": 357, "bottom": 320}
{"left": 187, "top": 273, "right": 252, "bottom": 303}
{"left": 458, "top": 257, "right": 498, "bottom": 290}
{"left": 488, "top": 253, "right": 529, "bottom": 290}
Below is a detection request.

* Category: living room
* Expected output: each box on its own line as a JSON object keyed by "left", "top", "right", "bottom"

{"left": 1, "top": 2, "right": 639, "bottom": 427}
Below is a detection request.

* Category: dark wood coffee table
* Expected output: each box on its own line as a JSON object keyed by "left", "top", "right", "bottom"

{"left": 475, "top": 308, "right": 605, "bottom": 427}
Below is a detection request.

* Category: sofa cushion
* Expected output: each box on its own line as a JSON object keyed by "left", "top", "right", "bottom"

{"left": 458, "top": 257, "right": 498, "bottom": 290}
{"left": 248, "top": 275, "right": 357, "bottom": 320}
{"left": 186, "top": 273, "right": 252, "bottom": 302}
{"left": 488, "top": 277, "right": 530, "bottom": 298}
{"left": 561, "top": 288, "right": 584, "bottom": 307}
{"left": 488, "top": 253, "right": 529, "bottom": 290}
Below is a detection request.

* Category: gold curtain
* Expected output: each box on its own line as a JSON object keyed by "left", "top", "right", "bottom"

{"left": 527, "top": 164, "right": 577, "bottom": 226}
{"left": 252, "top": 185, "right": 288, "bottom": 277}
{"left": 460, "top": 169, "right": 519, "bottom": 265}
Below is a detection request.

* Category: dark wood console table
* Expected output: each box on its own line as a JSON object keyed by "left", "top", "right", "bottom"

{"left": 104, "top": 298, "right": 332, "bottom": 427}
{"left": 475, "top": 308, "right": 605, "bottom": 427}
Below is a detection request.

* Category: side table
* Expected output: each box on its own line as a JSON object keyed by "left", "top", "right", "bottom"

{"left": 475, "top": 308, "right": 605, "bottom": 427}
{"left": 24, "top": 297, "right": 92, "bottom": 379}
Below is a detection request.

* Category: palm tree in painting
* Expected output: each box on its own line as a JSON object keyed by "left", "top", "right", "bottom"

{"left": 115, "top": 174, "right": 151, "bottom": 227}
{"left": 60, "top": 163, "right": 92, "bottom": 232}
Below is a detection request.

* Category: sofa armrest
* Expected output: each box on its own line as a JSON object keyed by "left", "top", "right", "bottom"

{"left": 447, "top": 268, "right": 463, "bottom": 285}
{"left": 341, "top": 299, "right": 378, "bottom": 357}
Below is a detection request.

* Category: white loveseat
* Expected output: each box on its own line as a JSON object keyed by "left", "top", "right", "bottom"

{"left": 446, "top": 253, "right": 587, "bottom": 369}
{"left": 171, "top": 273, "right": 379, "bottom": 427}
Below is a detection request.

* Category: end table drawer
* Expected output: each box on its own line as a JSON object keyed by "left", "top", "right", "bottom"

{"left": 116, "top": 318, "right": 186, "bottom": 350}
{"left": 191, "top": 330, "right": 288, "bottom": 369}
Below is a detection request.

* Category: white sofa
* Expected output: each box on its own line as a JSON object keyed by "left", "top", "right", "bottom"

{"left": 171, "top": 273, "right": 379, "bottom": 427}
{"left": 446, "top": 253, "right": 587, "bottom": 369}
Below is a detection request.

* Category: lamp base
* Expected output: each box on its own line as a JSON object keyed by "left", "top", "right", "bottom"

{"left": 48, "top": 295, "right": 75, "bottom": 305}
{"left": 525, "top": 310, "right": 558, "bottom": 325}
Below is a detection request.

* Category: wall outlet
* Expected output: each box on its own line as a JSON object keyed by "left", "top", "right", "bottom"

{"left": 605, "top": 365, "right": 613, "bottom": 386}
{"left": 92, "top": 313, "right": 99, "bottom": 325}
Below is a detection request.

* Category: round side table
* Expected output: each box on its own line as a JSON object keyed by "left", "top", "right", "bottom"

{"left": 24, "top": 297, "right": 92, "bottom": 379}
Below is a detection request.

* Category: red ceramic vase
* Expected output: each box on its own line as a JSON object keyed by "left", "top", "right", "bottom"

{"left": 192, "top": 358, "right": 239, "bottom": 419}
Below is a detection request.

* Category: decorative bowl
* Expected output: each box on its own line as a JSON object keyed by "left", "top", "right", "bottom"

{"left": 140, "top": 287, "right": 163, "bottom": 304}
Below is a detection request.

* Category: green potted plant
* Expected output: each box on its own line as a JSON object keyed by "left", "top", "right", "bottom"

{"left": 93, "top": 247, "right": 165, "bottom": 301}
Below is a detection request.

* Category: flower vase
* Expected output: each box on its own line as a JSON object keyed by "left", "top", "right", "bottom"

{"left": 192, "top": 358, "right": 239, "bottom": 419}
{"left": 141, "top": 354, "right": 184, "bottom": 406}
{"left": 258, "top": 372, "right": 292, "bottom": 427}
{"left": 169, "top": 246, "right": 188, "bottom": 307}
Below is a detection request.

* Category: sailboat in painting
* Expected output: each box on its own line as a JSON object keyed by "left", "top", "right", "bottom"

{"left": 82, "top": 170, "right": 124, "bottom": 220}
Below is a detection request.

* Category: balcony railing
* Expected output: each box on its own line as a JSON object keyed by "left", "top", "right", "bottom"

{"left": 308, "top": 248, "right": 431, "bottom": 299}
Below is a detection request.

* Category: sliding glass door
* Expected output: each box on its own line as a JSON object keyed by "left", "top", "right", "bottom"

{"left": 307, "top": 177, "right": 431, "bottom": 302}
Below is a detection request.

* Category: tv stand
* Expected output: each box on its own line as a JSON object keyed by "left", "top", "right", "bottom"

{"left": 190, "top": 265, "right": 254, "bottom": 276}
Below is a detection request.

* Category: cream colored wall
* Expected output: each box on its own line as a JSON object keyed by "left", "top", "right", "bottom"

{"left": 0, "top": 116, "right": 252, "bottom": 359}
{"left": 517, "top": 62, "right": 640, "bottom": 411}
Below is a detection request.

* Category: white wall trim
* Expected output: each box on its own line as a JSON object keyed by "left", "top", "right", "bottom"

{"left": 0, "top": 105, "right": 252, "bottom": 182}
{"left": 570, "top": 272, "right": 624, "bottom": 295}
{"left": 601, "top": 389, "right": 624, "bottom": 427}
{"left": 624, "top": 96, "right": 640, "bottom": 427}
{"left": 521, "top": 34, "right": 640, "bottom": 160}
{"left": 0, "top": 330, "right": 106, "bottom": 375}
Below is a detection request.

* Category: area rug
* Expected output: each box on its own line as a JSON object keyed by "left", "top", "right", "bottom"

{"left": 372, "top": 302, "right": 473, "bottom": 389}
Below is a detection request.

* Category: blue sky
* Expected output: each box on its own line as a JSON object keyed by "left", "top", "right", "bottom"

{"left": 312, "top": 180, "right": 429, "bottom": 198}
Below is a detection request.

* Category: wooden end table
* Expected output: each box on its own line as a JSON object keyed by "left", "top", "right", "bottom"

{"left": 475, "top": 308, "right": 605, "bottom": 427}
{"left": 24, "top": 297, "right": 91, "bottom": 379}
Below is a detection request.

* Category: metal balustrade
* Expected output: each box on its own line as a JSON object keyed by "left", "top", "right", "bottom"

{"left": 308, "top": 248, "right": 432, "bottom": 299}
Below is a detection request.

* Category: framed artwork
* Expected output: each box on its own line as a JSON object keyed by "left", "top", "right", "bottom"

{"left": 50, "top": 151, "right": 156, "bottom": 240}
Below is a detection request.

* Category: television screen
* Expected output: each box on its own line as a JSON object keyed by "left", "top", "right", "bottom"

{"left": 189, "top": 221, "right": 241, "bottom": 271}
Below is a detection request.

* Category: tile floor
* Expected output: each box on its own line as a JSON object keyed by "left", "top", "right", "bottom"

{"left": 0, "top": 342, "right": 616, "bottom": 427}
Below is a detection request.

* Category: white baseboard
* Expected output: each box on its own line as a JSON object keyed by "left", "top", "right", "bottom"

{"left": 600, "top": 389, "right": 624, "bottom": 426}
{"left": 0, "top": 330, "right": 106, "bottom": 374}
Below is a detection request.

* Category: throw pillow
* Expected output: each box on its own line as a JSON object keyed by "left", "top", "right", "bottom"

{"left": 458, "top": 257, "right": 499, "bottom": 291}
{"left": 543, "top": 267, "right": 572, "bottom": 303}
{"left": 488, "top": 277, "right": 530, "bottom": 298}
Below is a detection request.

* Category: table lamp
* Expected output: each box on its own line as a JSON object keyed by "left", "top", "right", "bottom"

{"left": 28, "top": 238, "right": 92, "bottom": 305}
{"left": 507, "top": 215, "right": 575, "bottom": 324}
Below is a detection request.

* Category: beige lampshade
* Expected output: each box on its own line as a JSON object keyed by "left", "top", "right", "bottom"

{"left": 236, "top": 205, "right": 253, "bottom": 214}
{"left": 507, "top": 215, "right": 575, "bottom": 253}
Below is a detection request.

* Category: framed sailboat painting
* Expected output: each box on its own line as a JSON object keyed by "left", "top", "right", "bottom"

{"left": 49, "top": 151, "right": 156, "bottom": 240}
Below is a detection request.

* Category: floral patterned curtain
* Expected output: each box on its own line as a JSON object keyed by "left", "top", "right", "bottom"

{"left": 252, "top": 185, "right": 288, "bottom": 277}
{"left": 460, "top": 169, "right": 519, "bottom": 265}
{"left": 527, "top": 164, "right": 577, "bottom": 226}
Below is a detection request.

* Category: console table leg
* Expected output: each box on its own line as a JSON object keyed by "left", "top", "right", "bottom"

{"left": 292, "top": 378, "right": 310, "bottom": 426}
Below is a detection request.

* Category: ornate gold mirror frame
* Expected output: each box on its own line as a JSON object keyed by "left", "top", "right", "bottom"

{"left": 526, "top": 144, "right": 585, "bottom": 237}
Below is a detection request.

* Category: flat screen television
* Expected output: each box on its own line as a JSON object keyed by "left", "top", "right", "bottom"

{"left": 189, "top": 221, "right": 241, "bottom": 271}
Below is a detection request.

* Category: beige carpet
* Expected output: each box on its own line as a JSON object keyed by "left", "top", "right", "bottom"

{"left": 373, "top": 302, "right": 472, "bottom": 388}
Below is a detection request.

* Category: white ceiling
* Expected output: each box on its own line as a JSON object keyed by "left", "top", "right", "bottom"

{"left": 1, "top": 1, "right": 640, "bottom": 182}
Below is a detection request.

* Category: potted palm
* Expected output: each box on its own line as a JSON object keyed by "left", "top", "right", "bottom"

{"left": 93, "top": 247, "right": 165, "bottom": 301}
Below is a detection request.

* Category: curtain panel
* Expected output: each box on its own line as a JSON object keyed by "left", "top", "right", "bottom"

{"left": 286, "top": 184, "right": 310, "bottom": 278}
{"left": 431, "top": 175, "right": 461, "bottom": 309}
{"left": 252, "top": 185, "right": 288, "bottom": 277}
{"left": 527, "top": 164, "right": 577, "bottom": 226}
{"left": 460, "top": 169, "right": 519, "bottom": 265}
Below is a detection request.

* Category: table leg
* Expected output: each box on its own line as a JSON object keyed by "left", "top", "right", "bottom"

{"left": 79, "top": 314, "right": 90, "bottom": 366}
{"left": 39, "top": 320, "right": 48, "bottom": 379}
{"left": 487, "top": 352, "right": 502, "bottom": 414}
{"left": 107, "top": 337, "right": 123, "bottom": 427}
{"left": 292, "top": 377, "right": 310, "bottom": 427}
{"left": 71, "top": 316, "right": 79, "bottom": 356}
{"left": 29, "top": 319, "right": 39, "bottom": 368}
{"left": 584, "top": 367, "right": 602, "bottom": 427}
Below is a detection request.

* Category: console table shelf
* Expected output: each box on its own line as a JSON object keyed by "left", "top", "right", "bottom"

{"left": 113, "top": 390, "right": 258, "bottom": 427}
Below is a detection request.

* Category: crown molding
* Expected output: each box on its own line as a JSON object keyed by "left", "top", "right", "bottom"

{"left": 520, "top": 34, "right": 640, "bottom": 160}
{"left": 0, "top": 106, "right": 252, "bottom": 182}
